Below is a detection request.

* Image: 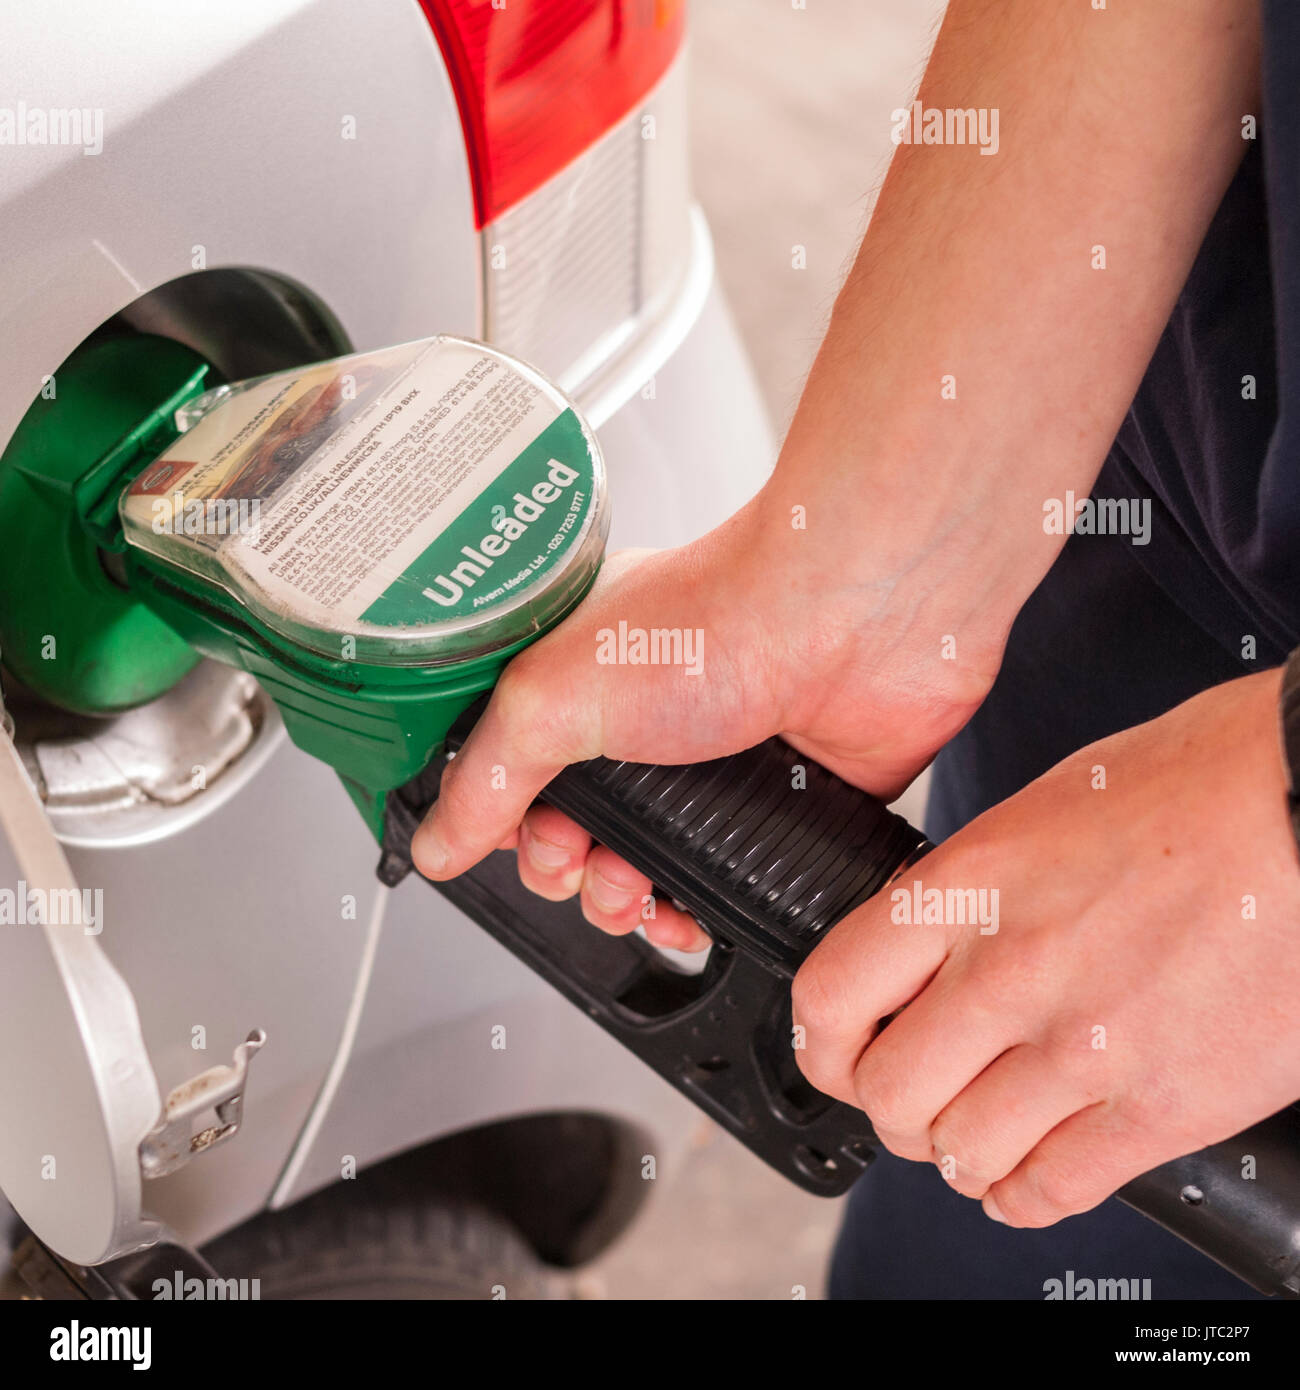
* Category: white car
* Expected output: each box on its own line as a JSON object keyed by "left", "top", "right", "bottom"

{"left": 0, "top": 0, "right": 772, "bottom": 1297}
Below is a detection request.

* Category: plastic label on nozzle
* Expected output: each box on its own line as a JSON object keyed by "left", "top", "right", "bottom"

{"left": 119, "top": 337, "right": 608, "bottom": 666}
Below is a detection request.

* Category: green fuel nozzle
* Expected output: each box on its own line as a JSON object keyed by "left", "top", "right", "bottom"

{"left": 100, "top": 335, "right": 608, "bottom": 837}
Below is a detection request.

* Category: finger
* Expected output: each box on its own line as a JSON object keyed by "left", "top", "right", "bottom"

{"left": 521, "top": 810, "right": 709, "bottom": 948}
{"left": 412, "top": 656, "right": 596, "bottom": 880}
{"left": 982, "top": 1100, "right": 1160, "bottom": 1229}
{"left": 928, "top": 1043, "right": 1102, "bottom": 1198}
{"left": 515, "top": 806, "right": 591, "bottom": 902}
{"left": 578, "top": 844, "right": 656, "bottom": 936}
{"left": 848, "top": 972, "right": 1022, "bottom": 1161}
{"left": 642, "top": 903, "right": 711, "bottom": 954}
{"left": 790, "top": 892, "right": 953, "bottom": 1108}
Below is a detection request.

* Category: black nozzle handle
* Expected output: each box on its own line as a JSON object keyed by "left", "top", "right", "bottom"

{"left": 1118, "top": 1107, "right": 1300, "bottom": 1297}
{"left": 540, "top": 739, "right": 928, "bottom": 979}
{"left": 383, "top": 725, "right": 1300, "bottom": 1294}
{"left": 382, "top": 727, "right": 925, "bottom": 1195}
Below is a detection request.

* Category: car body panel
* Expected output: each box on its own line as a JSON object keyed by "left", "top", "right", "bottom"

{"left": 0, "top": 0, "right": 775, "bottom": 1260}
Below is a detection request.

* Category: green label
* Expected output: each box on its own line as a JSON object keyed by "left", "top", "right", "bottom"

{"left": 360, "top": 409, "right": 595, "bottom": 627}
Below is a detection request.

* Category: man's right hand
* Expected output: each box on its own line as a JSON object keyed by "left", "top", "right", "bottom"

{"left": 412, "top": 501, "right": 995, "bottom": 951}
{"left": 414, "top": 0, "right": 1260, "bottom": 953}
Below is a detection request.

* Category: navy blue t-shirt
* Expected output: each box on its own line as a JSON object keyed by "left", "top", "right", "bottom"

{"left": 928, "top": 0, "right": 1300, "bottom": 834}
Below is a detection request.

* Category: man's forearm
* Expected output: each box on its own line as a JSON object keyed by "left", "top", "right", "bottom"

{"left": 753, "top": 0, "right": 1259, "bottom": 680}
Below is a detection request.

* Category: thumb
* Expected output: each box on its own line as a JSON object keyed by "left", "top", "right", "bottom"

{"left": 410, "top": 547, "right": 688, "bottom": 878}
{"left": 408, "top": 547, "right": 661, "bottom": 872}
{"left": 411, "top": 654, "right": 597, "bottom": 879}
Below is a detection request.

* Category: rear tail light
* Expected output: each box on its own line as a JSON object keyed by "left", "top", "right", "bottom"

{"left": 483, "top": 57, "right": 690, "bottom": 392}
{"left": 419, "top": 0, "right": 693, "bottom": 396}
{"left": 417, "top": 0, "right": 685, "bottom": 227}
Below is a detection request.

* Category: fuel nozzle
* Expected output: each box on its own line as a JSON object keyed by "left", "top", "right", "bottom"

{"left": 110, "top": 335, "right": 609, "bottom": 827}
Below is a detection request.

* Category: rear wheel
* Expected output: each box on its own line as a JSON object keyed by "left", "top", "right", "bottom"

{"left": 203, "top": 1187, "right": 564, "bottom": 1301}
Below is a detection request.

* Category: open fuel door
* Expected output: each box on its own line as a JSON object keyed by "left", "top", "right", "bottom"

{"left": 0, "top": 715, "right": 261, "bottom": 1266}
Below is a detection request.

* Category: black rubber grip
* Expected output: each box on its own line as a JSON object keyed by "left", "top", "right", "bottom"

{"left": 379, "top": 724, "right": 1300, "bottom": 1295}
{"left": 540, "top": 743, "right": 928, "bottom": 978}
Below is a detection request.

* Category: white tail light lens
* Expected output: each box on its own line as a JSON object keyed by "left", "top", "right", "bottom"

{"left": 482, "top": 56, "right": 691, "bottom": 394}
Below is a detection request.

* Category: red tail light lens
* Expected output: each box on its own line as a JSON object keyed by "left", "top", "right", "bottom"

{"left": 418, "top": 0, "right": 686, "bottom": 227}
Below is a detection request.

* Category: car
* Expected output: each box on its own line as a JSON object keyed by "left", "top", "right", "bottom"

{"left": 0, "top": 0, "right": 773, "bottom": 1298}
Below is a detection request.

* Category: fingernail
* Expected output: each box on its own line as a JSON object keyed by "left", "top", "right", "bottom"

{"left": 589, "top": 871, "right": 634, "bottom": 913}
{"left": 525, "top": 831, "right": 572, "bottom": 871}
{"left": 983, "top": 1193, "right": 1007, "bottom": 1224}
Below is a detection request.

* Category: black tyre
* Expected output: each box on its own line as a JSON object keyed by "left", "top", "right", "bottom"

{"left": 202, "top": 1186, "right": 564, "bottom": 1301}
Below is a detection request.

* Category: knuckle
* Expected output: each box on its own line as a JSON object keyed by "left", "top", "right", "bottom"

{"left": 930, "top": 1123, "right": 986, "bottom": 1180}
{"left": 523, "top": 805, "right": 585, "bottom": 849}
{"left": 1023, "top": 1157, "right": 1097, "bottom": 1220}
{"left": 1046, "top": 1034, "right": 1113, "bottom": 1099}
{"left": 789, "top": 960, "right": 843, "bottom": 1040}
{"left": 495, "top": 657, "right": 584, "bottom": 763}
{"left": 988, "top": 1177, "right": 1047, "bottom": 1227}
{"left": 792, "top": 1043, "right": 835, "bottom": 1097}
{"left": 520, "top": 864, "right": 582, "bottom": 903}
{"left": 586, "top": 848, "right": 645, "bottom": 892}
{"left": 580, "top": 878, "right": 644, "bottom": 937}
{"left": 581, "top": 902, "right": 639, "bottom": 936}
{"left": 440, "top": 742, "right": 496, "bottom": 816}
{"left": 851, "top": 1059, "right": 906, "bottom": 1135}
{"left": 424, "top": 780, "right": 474, "bottom": 860}
{"left": 789, "top": 1016, "right": 839, "bottom": 1097}
{"left": 491, "top": 662, "right": 546, "bottom": 735}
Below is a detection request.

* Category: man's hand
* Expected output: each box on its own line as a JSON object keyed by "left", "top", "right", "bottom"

{"left": 410, "top": 0, "right": 1260, "bottom": 946}
{"left": 412, "top": 514, "right": 995, "bottom": 950}
{"left": 792, "top": 668, "right": 1300, "bottom": 1227}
